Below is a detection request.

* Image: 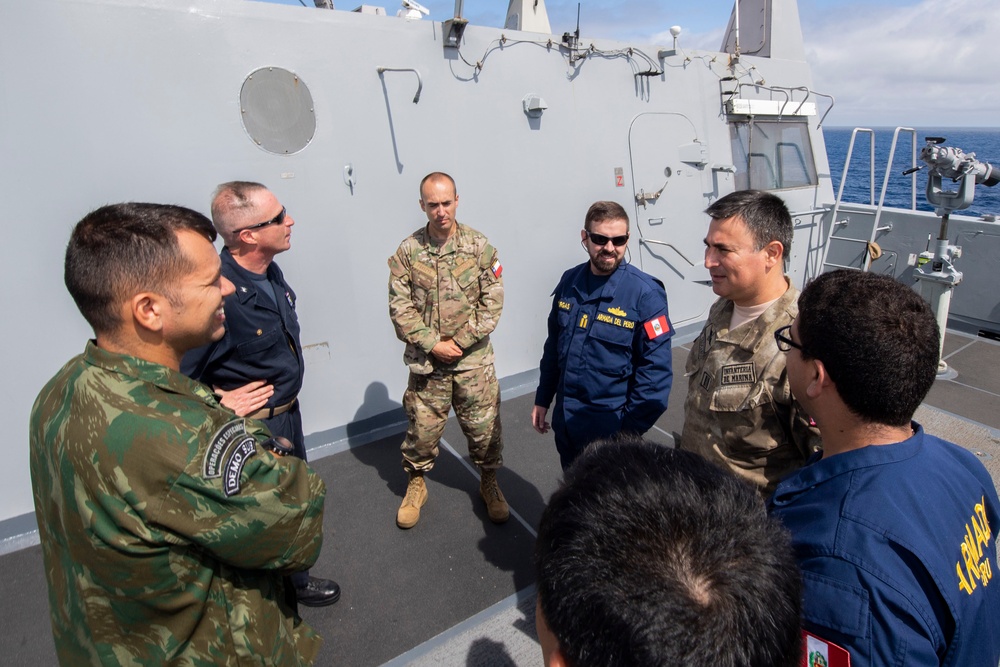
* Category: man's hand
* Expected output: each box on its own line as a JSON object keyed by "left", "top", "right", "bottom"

{"left": 531, "top": 405, "right": 550, "bottom": 434}
{"left": 214, "top": 380, "right": 275, "bottom": 417}
{"left": 430, "top": 339, "right": 464, "bottom": 364}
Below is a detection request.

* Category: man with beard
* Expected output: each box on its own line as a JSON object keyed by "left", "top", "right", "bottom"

{"left": 531, "top": 201, "right": 673, "bottom": 469}
{"left": 679, "top": 189, "right": 820, "bottom": 496}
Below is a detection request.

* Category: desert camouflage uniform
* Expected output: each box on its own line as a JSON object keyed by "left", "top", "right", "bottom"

{"left": 680, "top": 284, "right": 820, "bottom": 496}
{"left": 29, "top": 341, "right": 324, "bottom": 666}
{"left": 388, "top": 223, "right": 504, "bottom": 472}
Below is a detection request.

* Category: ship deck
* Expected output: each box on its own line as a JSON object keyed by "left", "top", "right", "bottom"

{"left": 3, "top": 329, "right": 999, "bottom": 666}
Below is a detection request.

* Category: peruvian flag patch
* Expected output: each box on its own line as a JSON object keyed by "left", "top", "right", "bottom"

{"left": 491, "top": 258, "right": 503, "bottom": 278}
{"left": 643, "top": 314, "right": 670, "bottom": 340}
{"left": 801, "top": 630, "right": 851, "bottom": 667}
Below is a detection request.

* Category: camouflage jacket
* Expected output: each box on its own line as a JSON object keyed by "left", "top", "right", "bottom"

{"left": 29, "top": 341, "right": 325, "bottom": 666}
{"left": 680, "top": 284, "right": 821, "bottom": 496}
{"left": 388, "top": 223, "right": 504, "bottom": 374}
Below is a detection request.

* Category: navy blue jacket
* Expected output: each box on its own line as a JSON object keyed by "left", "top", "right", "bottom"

{"left": 182, "top": 248, "right": 304, "bottom": 409}
{"left": 770, "top": 425, "right": 1000, "bottom": 667}
{"left": 535, "top": 261, "right": 672, "bottom": 457}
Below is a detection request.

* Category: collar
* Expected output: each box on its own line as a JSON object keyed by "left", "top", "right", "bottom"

{"left": 714, "top": 282, "right": 799, "bottom": 353}
{"left": 84, "top": 340, "right": 217, "bottom": 406}
{"left": 770, "top": 422, "right": 925, "bottom": 506}
{"left": 221, "top": 247, "right": 280, "bottom": 308}
{"left": 572, "top": 261, "right": 630, "bottom": 302}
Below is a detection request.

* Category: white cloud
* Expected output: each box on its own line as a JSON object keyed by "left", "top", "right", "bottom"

{"left": 800, "top": 0, "right": 1000, "bottom": 126}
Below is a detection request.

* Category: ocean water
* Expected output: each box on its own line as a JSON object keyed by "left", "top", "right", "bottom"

{"left": 824, "top": 127, "right": 1000, "bottom": 219}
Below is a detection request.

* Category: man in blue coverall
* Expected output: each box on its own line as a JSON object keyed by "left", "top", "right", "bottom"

{"left": 769, "top": 270, "right": 1000, "bottom": 666}
{"left": 182, "top": 181, "right": 340, "bottom": 607}
{"left": 531, "top": 201, "right": 673, "bottom": 469}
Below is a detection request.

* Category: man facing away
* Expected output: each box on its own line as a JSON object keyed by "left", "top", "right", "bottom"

{"left": 531, "top": 201, "right": 673, "bottom": 469}
{"left": 388, "top": 172, "right": 508, "bottom": 528}
{"left": 182, "top": 181, "right": 339, "bottom": 607}
{"left": 680, "top": 189, "right": 820, "bottom": 496}
{"left": 535, "top": 436, "right": 803, "bottom": 667}
{"left": 30, "top": 203, "right": 325, "bottom": 665}
{"left": 769, "top": 270, "right": 1000, "bottom": 666}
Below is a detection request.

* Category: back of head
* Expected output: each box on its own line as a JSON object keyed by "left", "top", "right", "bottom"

{"left": 584, "top": 201, "right": 629, "bottom": 231}
{"left": 797, "top": 270, "right": 939, "bottom": 426}
{"left": 64, "top": 202, "right": 216, "bottom": 336}
{"left": 705, "top": 189, "right": 792, "bottom": 259}
{"left": 535, "top": 437, "right": 802, "bottom": 667}
{"left": 211, "top": 181, "right": 268, "bottom": 247}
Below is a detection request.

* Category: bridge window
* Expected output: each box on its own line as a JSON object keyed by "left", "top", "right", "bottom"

{"left": 730, "top": 120, "right": 817, "bottom": 191}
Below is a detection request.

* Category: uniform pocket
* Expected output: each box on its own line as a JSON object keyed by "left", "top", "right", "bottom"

{"left": 237, "top": 329, "right": 283, "bottom": 358}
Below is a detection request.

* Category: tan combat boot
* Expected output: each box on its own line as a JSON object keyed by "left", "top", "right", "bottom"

{"left": 479, "top": 468, "right": 509, "bottom": 524}
{"left": 396, "top": 473, "right": 428, "bottom": 529}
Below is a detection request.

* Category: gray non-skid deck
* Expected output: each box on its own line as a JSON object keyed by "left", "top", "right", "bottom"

{"left": 2, "top": 333, "right": 998, "bottom": 666}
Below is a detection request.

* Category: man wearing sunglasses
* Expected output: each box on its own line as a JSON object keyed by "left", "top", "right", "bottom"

{"left": 679, "top": 189, "right": 820, "bottom": 497}
{"left": 183, "top": 181, "right": 340, "bottom": 607}
{"left": 532, "top": 201, "right": 673, "bottom": 469}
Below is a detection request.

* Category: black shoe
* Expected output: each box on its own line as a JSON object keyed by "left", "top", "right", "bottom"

{"left": 296, "top": 576, "right": 341, "bottom": 607}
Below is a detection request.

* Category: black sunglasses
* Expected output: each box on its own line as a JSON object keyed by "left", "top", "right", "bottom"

{"left": 237, "top": 206, "right": 286, "bottom": 233}
{"left": 586, "top": 231, "right": 630, "bottom": 247}
{"left": 774, "top": 324, "right": 804, "bottom": 353}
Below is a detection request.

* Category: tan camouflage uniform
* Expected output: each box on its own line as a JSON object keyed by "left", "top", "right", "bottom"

{"left": 388, "top": 223, "right": 504, "bottom": 473}
{"left": 29, "top": 342, "right": 324, "bottom": 666}
{"left": 680, "top": 284, "right": 821, "bottom": 496}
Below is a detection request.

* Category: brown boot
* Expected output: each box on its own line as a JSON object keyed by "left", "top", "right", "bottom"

{"left": 479, "top": 468, "right": 509, "bottom": 524}
{"left": 396, "top": 473, "right": 428, "bottom": 529}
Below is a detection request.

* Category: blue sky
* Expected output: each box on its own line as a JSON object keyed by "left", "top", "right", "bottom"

{"left": 261, "top": 0, "right": 999, "bottom": 127}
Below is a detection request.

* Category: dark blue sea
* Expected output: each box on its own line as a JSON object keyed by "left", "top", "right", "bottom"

{"left": 824, "top": 127, "right": 1000, "bottom": 219}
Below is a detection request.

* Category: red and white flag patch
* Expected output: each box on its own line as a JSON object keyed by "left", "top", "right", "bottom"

{"left": 643, "top": 315, "right": 670, "bottom": 340}
{"left": 491, "top": 258, "right": 503, "bottom": 278}
{"left": 801, "top": 630, "right": 851, "bottom": 667}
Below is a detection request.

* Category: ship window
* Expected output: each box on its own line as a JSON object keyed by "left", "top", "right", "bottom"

{"left": 729, "top": 121, "right": 817, "bottom": 190}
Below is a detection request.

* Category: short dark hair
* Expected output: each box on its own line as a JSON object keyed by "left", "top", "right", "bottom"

{"left": 64, "top": 203, "right": 217, "bottom": 335}
{"left": 535, "top": 437, "right": 803, "bottom": 667}
{"left": 705, "top": 189, "right": 792, "bottom": 259}
{"left": 584, "top": 201, "right": 629, "bottom": 231}
{"left": 797, "top": 270, "right": 939, "bottom": 426}
{"left": 419, "top": 172, "right": 457, "bottom": 199}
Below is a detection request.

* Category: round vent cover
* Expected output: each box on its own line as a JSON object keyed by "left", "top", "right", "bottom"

{"left": 240, "top": 67, "right": 315, "bottom": 155}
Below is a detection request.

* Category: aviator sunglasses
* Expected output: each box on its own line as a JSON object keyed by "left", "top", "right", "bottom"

{"left": 586, "top": 231, "right": 630, "bottom": 247}
{"left": 236, "top": 206, "right": 287, "bottom": 232}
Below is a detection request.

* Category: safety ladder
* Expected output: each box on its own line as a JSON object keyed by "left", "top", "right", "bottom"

{"left": 820, "top": 127, "right": 919, "bottom": 273}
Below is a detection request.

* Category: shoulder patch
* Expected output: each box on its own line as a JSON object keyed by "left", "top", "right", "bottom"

{"left": 643, "top": 314, "right": 670, "bottom": 339}
{"left": 223, "top": 437, "right": 258, "bottom": 497}
{"left": 720, "top": 363, "right": 756, "bottom": 386}
{"left": 491, "top": 257, "right": 502, "bottom": 278}
{"left": 204, "top": 419, "right": 248, "bottom": 478}
{"left": 802, "top": 630, "right": 851, "bottom": 666}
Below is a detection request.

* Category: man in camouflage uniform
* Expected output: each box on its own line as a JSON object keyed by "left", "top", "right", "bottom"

{"left": 680, "top": 190, "right": 820, "bottom": 496}
{"left": 388, "top": 172, "right": 507, "bottom": 528}
{"left": 30, "top": 203, "right": 325, "bottom": 665}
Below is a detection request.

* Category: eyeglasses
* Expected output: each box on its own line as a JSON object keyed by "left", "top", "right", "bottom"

{"left": 585, "top": 231, "right": 630, "bottom": 247}
{"left": 236, "top": 207, "right": 286, "bottom": 233}
{"left": 774, "top": 324, "right": 804, "bottom": 353}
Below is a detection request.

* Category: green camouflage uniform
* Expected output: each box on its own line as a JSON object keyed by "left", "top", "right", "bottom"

{"left": 388, "top": 223, "right": 504, "bottom": 473}
{"left": 29, "top": 341, "right": 324, "bottom": 666}
{"left": 679, "top": 284, "right": 821, "bottom": 496}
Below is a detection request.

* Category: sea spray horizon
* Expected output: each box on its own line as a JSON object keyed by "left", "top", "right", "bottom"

{"left": 824, "top": 127, "right": 1000, "bottom": 219}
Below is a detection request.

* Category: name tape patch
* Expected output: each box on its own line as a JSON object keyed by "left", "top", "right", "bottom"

{"left": 720, "top": 363, "right": 756, "bottom": 386}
